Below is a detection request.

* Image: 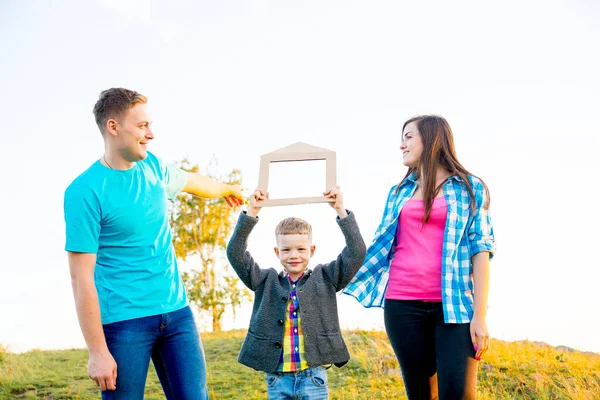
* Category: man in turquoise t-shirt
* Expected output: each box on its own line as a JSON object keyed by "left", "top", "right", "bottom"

{"left": 64, "top": 88, "right": 243, "bottom": 399}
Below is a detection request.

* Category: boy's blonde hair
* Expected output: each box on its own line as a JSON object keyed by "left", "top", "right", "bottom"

{"left": 275, "top": 217, "right": 312, "bottom": 242}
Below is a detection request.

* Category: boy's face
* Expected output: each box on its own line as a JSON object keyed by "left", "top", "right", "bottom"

{"left": 274, "top": 234, "right": 315, "bottom": 281}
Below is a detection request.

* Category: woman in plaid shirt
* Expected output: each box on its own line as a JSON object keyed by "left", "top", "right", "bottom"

{"left": 344, "top": 115, "right": 495, "bottom": 399}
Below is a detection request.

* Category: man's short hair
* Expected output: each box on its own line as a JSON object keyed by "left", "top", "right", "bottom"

{"left": 275, "top": 217, "right": 312, "bottom": 241}
{"left": 93, "top": 88, "right": 147, "bottom": 134}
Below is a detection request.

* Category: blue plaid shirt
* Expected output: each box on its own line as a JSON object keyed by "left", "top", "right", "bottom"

{"left": 343, "top": 174, "right": 495, "bottom": 323}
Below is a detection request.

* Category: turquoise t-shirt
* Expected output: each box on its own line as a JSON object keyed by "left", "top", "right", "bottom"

{"left": 64, "top": 152, "right": 189, "bottom": 325}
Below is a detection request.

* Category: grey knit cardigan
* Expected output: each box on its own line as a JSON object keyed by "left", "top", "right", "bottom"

{"left": 226, "top": 211, "right": 367, "bottom": 373}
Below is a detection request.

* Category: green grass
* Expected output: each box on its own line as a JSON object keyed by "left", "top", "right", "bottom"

{"left": 1, "top": 331, "right": 599, "bottom": 399}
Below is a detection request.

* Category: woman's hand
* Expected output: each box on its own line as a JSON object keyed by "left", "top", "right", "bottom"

{"left": 470, "top": 314, "right": 490, "bottom": 361}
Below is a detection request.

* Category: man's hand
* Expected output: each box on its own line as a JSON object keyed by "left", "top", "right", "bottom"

{"left": 247, "top": 188, "right": 268, "bottom": 218}
{"left": 182, "top": 173, "right": 244, "bottom": 205}
{"left": 224, "top": 184, "right": 244, "bottom": 207}
{"left": 324, "top": 186, "right": 347, "bottom": 218}
{"left": 88, "top": 350, "right": 118, "bottom": 391}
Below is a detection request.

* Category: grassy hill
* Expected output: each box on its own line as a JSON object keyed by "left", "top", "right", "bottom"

{"left": 1, "top": 330, "right": 599, "bottom": 399}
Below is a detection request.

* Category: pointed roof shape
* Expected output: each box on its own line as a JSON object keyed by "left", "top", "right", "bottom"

{"left": 262, "top": 142, "right": 335, "bottom": 161}
{"left": 266, "top": 141, "right": 334, "bottom": 154}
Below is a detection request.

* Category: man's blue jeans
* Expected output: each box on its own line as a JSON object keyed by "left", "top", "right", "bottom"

{"left": 266, "top": 366, "right": 329, "bottom": 399}
{"left": 101, "top": 305, "right": 208, "bottom": 400}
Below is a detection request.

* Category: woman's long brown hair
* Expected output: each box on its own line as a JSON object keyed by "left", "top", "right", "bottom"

{"left": 397, "top": 115, "right": 490, "bottom": 223}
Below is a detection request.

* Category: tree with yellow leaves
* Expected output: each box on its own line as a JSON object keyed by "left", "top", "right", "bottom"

{"left": 170, "top": 158, "right": 251, "bottom": 332}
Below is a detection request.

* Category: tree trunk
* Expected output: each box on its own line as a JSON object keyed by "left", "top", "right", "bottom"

{"left": 212, "top": 306, "right": 222, "bottom": 332}
{"left": 210, "top": 260, "right": 221, "bottom": 331}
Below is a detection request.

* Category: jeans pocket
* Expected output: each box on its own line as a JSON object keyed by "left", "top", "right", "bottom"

{"left": 266, "top": 373, "right": 281, "bottom": 388}
{"left": 311, "top": 375, "right": 326, "bottom": 387}
{"left": 311, "top": 367, "right": 328, "bottom": 387}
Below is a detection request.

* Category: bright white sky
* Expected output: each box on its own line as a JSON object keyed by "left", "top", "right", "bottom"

{"left": 1, "top": 0, "right": 599, "bottom": 354}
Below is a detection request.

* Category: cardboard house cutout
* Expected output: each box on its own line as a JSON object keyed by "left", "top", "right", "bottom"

{"left": 257, "top": 142, "right": 336, "bottom": 207}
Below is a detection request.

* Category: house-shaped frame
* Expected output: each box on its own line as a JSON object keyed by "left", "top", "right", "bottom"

{"left": 257, "top": 142, "right": 336, "bottom": 207}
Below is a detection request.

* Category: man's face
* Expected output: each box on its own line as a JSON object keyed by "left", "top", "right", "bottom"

{"left": 109, "top": 103, "right": 154, "bottom": 162}
{"left": 274, "top": 234, "right": 315, "bottom": 281}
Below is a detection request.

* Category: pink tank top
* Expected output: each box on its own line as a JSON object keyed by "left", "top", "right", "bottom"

{"left": 385, "top": 196, "right": 447, "bottom": 301}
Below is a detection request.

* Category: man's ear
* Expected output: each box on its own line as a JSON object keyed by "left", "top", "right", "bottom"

{"left": 274, "top": 247, "right": 280, "bottom": 257}
{"left": 310, "top": 245, "right": 316, "bottom": 257}
{"left": 105, "top": 118, "right": 119, "bottom": 137}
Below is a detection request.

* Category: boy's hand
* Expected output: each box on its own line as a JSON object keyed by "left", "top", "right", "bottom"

{"left": 247, "top": 188, "right": 268, "bottom": 218}
{"left": 324, "top": 186, "right": 347, "bottom": 218}
{"left": 225, "top": 184, "right": 244, "bottom": 207}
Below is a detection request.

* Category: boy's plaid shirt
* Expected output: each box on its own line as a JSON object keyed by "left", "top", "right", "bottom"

{"left": 277, "top": 274, "right": 309, "bottom": 372}
{"left": 343, "top": 174, "right": 495, "bottom": 323}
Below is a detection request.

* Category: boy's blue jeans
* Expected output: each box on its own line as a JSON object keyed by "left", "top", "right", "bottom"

{"left": 266, "top": 366, "right": 329, "bottom": 399}
{"left": 101, "top": 305, "right": 208, "bottom": 400}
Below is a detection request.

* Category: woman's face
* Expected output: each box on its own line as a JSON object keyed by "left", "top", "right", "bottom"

{"left": 400, "top": 121, "right": 423, "bottom": 167}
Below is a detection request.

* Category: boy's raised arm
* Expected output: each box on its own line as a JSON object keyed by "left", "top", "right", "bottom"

{"left": 226, "top": 189, "right": 269, "bottom": 291}
{"left": 321, "top": 186, "right": 367, "bottom": 291}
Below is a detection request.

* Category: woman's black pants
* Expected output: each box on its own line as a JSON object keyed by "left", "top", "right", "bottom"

{"left": 384, "top": 299, "right": 478, "bottom": 400}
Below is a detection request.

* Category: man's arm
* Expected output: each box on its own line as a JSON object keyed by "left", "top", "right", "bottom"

{"left": 68, "top": 252, "right": 117, "bottom": 392}
{"left": 182, "top": 173, "right": 243, "bottom": 206}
